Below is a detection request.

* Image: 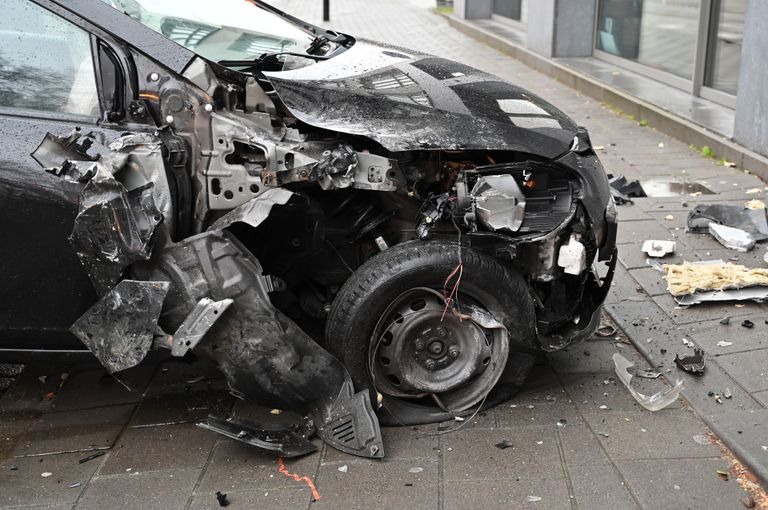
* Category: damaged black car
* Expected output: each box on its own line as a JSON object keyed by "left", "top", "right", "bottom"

{"left": 0, "top": 0, "right": 617, "bottom": 458}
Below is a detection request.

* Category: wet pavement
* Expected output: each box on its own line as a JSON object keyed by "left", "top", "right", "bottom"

{"left": 2, "top": 0, "right": 768, "bottom": 508}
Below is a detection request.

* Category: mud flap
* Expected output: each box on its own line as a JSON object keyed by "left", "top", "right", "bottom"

{"left": 141, "top": 229, "right": 384, "bottom": 458}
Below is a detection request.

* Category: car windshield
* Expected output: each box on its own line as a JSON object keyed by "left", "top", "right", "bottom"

{"left": 102, "top": 0, "right": 317, "bottom": 63}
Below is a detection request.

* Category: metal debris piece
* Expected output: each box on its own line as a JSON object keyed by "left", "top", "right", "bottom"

{"left": 742, "top": 319, "right": 755, "bottom": 329}
{"left": 595, "top": 324, "right": 617, "bottom": 337}
{"left": 723, "top": 388, "right": 733, "bottom": 399}
{"left": 634, "top": 369, "right": 662, "bottom": 379}
{"left": 198, "top": 415, "right": 317, "bottom": 458}
{"left": 687, "top": 204, "right": 768, "bottom": 241}
{"left": 31, "top": 129, "right": 100, "bottom": 168}
{"left": 78, "top": 451, "right": 106, "bottom": 464}
{"left": 170, "top": 298, "right": 233, "bottom": 357}
{"left": 716, "top": 341, "right": 733, "bottom": 347}
{"left": 674, "top": 348, "right": 706, "bottom": 375}
{"left": 720, "top": 316, "right": 731, "bottom": 325}
{"left": 215, "top": 491, "right": 230, "bottom": 507}
{"left": 708, "top": 223, "right": 755, "bottom": 253}
{"left": 642, "top": 240, "right": 676, "bottom": 258}
{"left": 207, "top": 188, "right": 294, "bottom": 230}
{"left": 70, "top": 280, "right": 169, "bottom": 373}
{"left": 526, "top": 496, "right": 542, "bottom": 503}
{"left": 613, "top": 354, "right": 683, "bottom": 411}
{"left": 495, "top": 440, "right": 514, "bottom": 450}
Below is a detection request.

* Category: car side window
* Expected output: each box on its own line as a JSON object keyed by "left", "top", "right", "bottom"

{"left": 0, "top": 0, "right": 100, "bottom": 117}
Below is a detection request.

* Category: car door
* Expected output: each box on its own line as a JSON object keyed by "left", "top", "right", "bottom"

{"left": 0, "top": 0, "right": 131, "bottom": 350}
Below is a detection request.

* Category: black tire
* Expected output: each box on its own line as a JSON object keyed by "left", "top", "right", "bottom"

{"left": 325, "top": 239, "right": 537, "bottom": 426}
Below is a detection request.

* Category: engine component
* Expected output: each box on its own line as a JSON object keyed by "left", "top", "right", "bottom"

{"left": 557, "top": 234, "right": 587, "bottom": 275}
{"left": 471, "top": 175, "right": 526, "bottom": 232}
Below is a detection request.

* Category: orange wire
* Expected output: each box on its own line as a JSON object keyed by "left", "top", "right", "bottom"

{"left": 441, "top": 262, "right": 463, "bottom": 321}
{"left": 276, "top": 456, "right": 321, "bottom": 501}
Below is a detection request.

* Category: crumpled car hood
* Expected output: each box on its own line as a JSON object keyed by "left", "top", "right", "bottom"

{"left": 265, "top": 41, "right": 578, "bottom": 157}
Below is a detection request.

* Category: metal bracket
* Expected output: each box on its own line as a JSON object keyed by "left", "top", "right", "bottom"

{"left": 170, "top": 297, "right": 233, "bottom": 357}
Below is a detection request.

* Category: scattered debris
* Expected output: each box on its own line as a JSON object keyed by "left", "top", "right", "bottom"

{"left": 708, "top": 223, "right": 755, "bottom": 252}
{"left": 197, "top": 416, "right": 317, "bottom": 458}
{"left": 68, "top": 482, "right": 81, "bottom": 489}
{"left": 716, "top": 341, "right": 733, "bottom": 347}
{"left": 608, "top": 174, "right": 647, "bottom": 204}
{"left": 495, "top": 440, "right": 514, "bottom": 450}
{"left": 742, "top": 320, "right": 755, "bottom": 329}
{"left": 682, "top": 338, "right": 694, "bottom": 348}
{"left": 720, "top": 316, "right": 732, "bottom": 325}
{"left": 41, "top": 472, "right": 52, "bottom": 477}
{"left": 270, "top": 409, "right": 283, "bottom": 415}
{"left": 215, "top": 491, "right": 230, "bottom": 507}
{"left": 408, "top": 467, "right": 424, "bottom": 473}
{"left": 741, "top": 496, "right": 757, "bottom": 508}
{"left": 595, "top": 324, "right": 618, "bottom": 337}
{"left": 664, "top": 214, "right": 674, "bottom": 221}
{"left": 338, "top": 465, "right": 348, "bottom": 473}
{"left": 613, "top": 354, "right": 683, "bottom": 411}
{"left": 598, "top": 405, "right": 609, "bottom": 410}
{"left": 526, "top": 496, "right": 542, "bottom": 503}
{"left": 746, "top": 188, "right": 762, "bottom": 195}
{"left": 674, "top": 349, "right": 706, "bottom": 375}
{"left": 693, "top": 434, "right": 710, "bottom": 445}
{"left": 598, "top": 432, "right": 610, "bottom": 438}
{"left": 78, "top": 451, "right": 106, "bottom": 464}
{"left": 745, "top": 199, "right": 766, "bottom": 210}
{"left": 642, "top": 240, "right": 676, "bottom": 258}
{"left": 634, "top": 369, "right": 662, "bottom": 379}
{"left": 724, "top": 388, "right": 733, "bottom": 399}
{"left": 664, "top": 260, "right": 768, "bottom": 305}
{"left": 687, "top": 204, "right": 768, "bottom": 241}
{"left": 556, "top": 419, "right": 568, "bottom": 427}
{"left": 717, "top": 469, "right": 730, "bottom": 481}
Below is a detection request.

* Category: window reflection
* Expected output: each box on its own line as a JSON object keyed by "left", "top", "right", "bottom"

{"left": 704, "top": 0, "right": 746, "bottom": 95}
{"left": 597, "top": 0, "right": 699, "bottom": 80}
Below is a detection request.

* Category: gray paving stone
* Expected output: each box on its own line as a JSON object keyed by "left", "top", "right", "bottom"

{"left": 686, "top": 317, "right": 768, "bottom": 355}
{"left": 189, "top": 487, "right": 311, "bottom": 510}
{"left": 753, "top": 390, "right": 768, "bottom": 407}
{"left": 617, "top": 242, "right": 683, "bottom": 271}
{"left": 143, "top": 360, "right": 227, "bottom": 398}
{"left": 313, "top": 458, "right": 438, "bottom": 510}
{"left": 616, "top": 458, "right": 750, "bottom": 509}
{"left": 494, "top": 401, "right": 580, "bottom": 428}
{"left": 706, "top": 409, "right": 768, "bottom": 486}
{"left": 323, "top": 425, "right": 438, "bottom": 463}
{"left": 0, "top": 412, "right": 38, "bottom": 459}
{"left": 513, "top": 364, "right": 569, "bottom": 405}
{"left": 442, "top": 477, "right": 570, "bottom": 510}
{"left": 617, "top": 220, "right": 676, "bottom": 246}
{"left": 50, "top": 366, "right": 155, "bottom": 412}
{"left": 100, "top": 423, "right": 216, "bottom": 475}
{"left": 714, "top": 348, "right": 768, "bottom": 392}
{"left": 568, "top": 463, "right": 639, "bottom": 510}
{"left": 12, "top": 404, "right": 134, "bottom": 456}
{"left": 77, "top": 468, "right": 200, "bottom": 510}
{"left": 441, "top": 426, "right": 561, "bottom": 481}
{"left": 546, "top": 339, "right": 632, "bottom": 374}
{"left": 627, "top": 267, "right": 669, "bottom": 296}
{"left": 582, "top": 409, "right": 721, "bottom": 460}
{"left": 0, "top": 452, "right": 99, "bottom": 507}
{"left": 198, "top": 438, "right": 319, "bottom": 493}
{"left": 614, "top": 204, "right": 653, "bottom": 222}
{"left": 557, "top": 418, "right": 611, "bottom": 466}
{"left": 130, "top": 391, "right": 234, "bottom": 427}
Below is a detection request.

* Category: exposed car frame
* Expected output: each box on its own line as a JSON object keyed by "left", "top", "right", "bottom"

{"left": 0, "top": 0, "right": 616, "bottom": 458}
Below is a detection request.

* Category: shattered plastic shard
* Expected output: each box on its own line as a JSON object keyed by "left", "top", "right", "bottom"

{"left": 70, "top": 280, "right": 169, "bottom": 373}
{"left": 641, "top": 240, "right": 676, "bottom": 258}
{"left": 708, "top": 223, "right": 755, "bottom": 252}
{"left": 612, "top": 354, "right": 683, "bottom": 411}
{"left": 197, "top": 415, "right": 317, "bottom": 458}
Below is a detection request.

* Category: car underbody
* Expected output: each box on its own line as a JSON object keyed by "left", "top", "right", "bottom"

{"left": 1, "top": 0, "right": 616, "bottom": 459}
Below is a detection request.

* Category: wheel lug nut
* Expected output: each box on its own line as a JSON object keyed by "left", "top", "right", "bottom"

{"left": 414, "top": 340, "right": 424, "bottom": 350}
{"left": 438, "top": 327, "right": 448, "bottom": 338}
{"left": 425, "top": 359, "right": 436, "bottom": 370}
{"left": 449, "top": 347, "right": 459, "bottom": 358}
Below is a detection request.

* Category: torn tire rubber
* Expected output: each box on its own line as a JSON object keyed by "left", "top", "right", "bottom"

{"left": 326, "top": 239, "right": 537, "bottom": 426}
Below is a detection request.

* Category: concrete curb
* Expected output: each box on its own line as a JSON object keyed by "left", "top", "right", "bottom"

{"left": 606, "top": 300, "right": 768, "bottom": 489}
{"left": 440, "top": 13, "right": 768, "bottom": 183}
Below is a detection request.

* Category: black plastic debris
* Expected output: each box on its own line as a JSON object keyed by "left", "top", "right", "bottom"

{"left": 78, "top": 451, "right": 106, "bottom": 464}
{"left": 687, "top": 204, "right": 768, "bottom": 241}
{"left": 215, "top": 491, "right": 230, "bottom": 507}
{"left": 742, "top": 319, "right": 755, "bottom": 329}
{"left": 608, "top": 174, "right": 647, "bottom": 205}
{"left": 720, "top": 316, "right": 731, "bottom": 325}
{"left": 197, "top": 416, "right": 317, "bottom": 458}
{"left": 495, "top": 439, "right": 514, "bottom": 450}
{"left": 675, "top": 348, "right": 705, "bottom": 375}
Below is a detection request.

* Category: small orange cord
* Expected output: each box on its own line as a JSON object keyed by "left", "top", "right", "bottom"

{"left": 276, "top": 456, "right": 321, "bottom": 501}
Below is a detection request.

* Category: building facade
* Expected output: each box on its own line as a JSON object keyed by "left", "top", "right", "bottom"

{"left": 454, "top": 0, "right": 767, "bottom": 159}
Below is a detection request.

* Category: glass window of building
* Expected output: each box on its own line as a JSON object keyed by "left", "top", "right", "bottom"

{"left": 492, "top": 0, "right": 527, "bottom": 23}
{"left": 596, "top": 0, "right": 699, "bottom": 80}
{"left": 704, "top": 0, "right": 746, "bottom": 95}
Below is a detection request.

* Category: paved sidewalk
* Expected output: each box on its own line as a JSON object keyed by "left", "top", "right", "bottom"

{"left": 1, "top": 1, "right": 767, "bottom": 509}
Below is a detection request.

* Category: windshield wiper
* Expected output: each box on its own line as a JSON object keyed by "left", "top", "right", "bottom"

{"left": 218, "top": 52, "right": 329, "bottom": 72}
